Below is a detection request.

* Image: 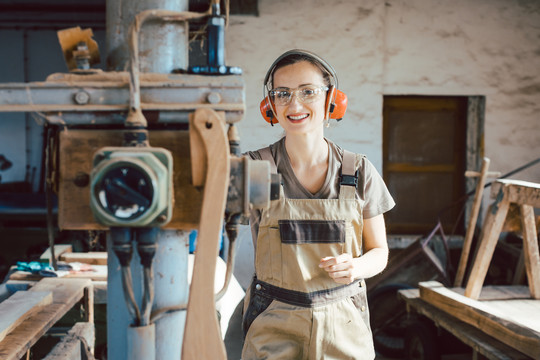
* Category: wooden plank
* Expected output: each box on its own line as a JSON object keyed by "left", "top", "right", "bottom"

{"left": 0, "top": 291, "right": 53, "bottom": 342}
{"left": 9, "top": 265, "right": 107, "bottom": 282}
{"left": 43, "top": 322, "right": 94, "bottom": 360}
{"left": 0, "top": 278, "right": 91, "bottom": 360}
{"left": 399, "top": 289, "right": 532, "bottom": 360}
{"left": 452, "top": 285, "right": 531, "bottom": 301}
{"left": 419, "top": 281, "right": 540, "bottom": 359}
{"left": 39, "top": 245, "right": 73, "bottom": 264}
{"left": 6, "top": 280, "right": 107, "bottom": 305}
{"left": 465, "top": 196, "right": 510, "bottom": 299}
{"left": 60, "top": 252, "right": 107, "bottom": 265}
{"left": 520, "top": 204, "right": 540, "bottom": 299}
{"left": 491, "top": 179, "right": 540, "bottom": 208}
{"left": 83, "top": 285, "right": 94, "bottom": 324}
{"left": 486, "top": 299, "right": 540, "bottom": 332}
{"left": 92, "top": 281, "right": 107, "bottom": 305}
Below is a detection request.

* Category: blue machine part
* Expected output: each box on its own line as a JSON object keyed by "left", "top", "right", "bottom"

{"left": 189, "top": 228, "right": 224, "bottom": 256}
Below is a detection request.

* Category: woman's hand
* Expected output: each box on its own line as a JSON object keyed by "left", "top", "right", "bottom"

{"left": 319, "top": 214, "right": 390, "bottom": 284}
{"left": 319, "top": 253, "right": 356, "bottom": 284}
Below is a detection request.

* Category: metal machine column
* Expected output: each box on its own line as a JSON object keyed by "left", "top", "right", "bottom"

{"left": 105, "top": 1, "right": 189, "bottom": 359}
{"left": 0, "top": 1, "right": 279, "bottom": 358}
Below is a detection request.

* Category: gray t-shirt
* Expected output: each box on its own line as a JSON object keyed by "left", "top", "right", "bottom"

{"left": 246, "top": 137, "right": 395, "bottom": 245}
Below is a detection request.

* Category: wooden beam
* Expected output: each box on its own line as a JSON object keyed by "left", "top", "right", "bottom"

{"left": 520, "top": 204, "right": 540, "bottom": 299}
{"left": 0, "top": 291, "right": 53, "bottom": 343}
{"left": 465, "top": 197, "right": 510, "bottom": 299}
{"left": 451, "top": 285, "right": 531, "bottom": 301}
{"left": 455, "top": 157, "right": 491, "bottom": 287}
{"left": 399, "top": 288, "right": 531, "bottom": 360}
{"left": 42, "top": 322, "right": 95, "bottom": 360}
{"left": 60, "top": 252, "right": 107, "bottom": 265}
{"left": 419, "top": 281, "right": 540, "bottom": 359}
{"left": 83, "top": 285, "right": 94, "bottom": 324}
{"left": 491, "top": 179, "right": 540, "bottom": 208}
{"left": 39, "top": 245, "right": 73, "bottom": 264}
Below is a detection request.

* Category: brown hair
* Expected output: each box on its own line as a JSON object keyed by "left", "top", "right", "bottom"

{"left": 268, "top": 53, "right": 332, "bottom": 89}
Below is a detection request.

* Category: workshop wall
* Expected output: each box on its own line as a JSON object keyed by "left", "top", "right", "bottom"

{"left": 227, "top": 0, "right": 540, "bottom": 181}
{"left": 226, "top": 0, "right": 540, "bottom": 287}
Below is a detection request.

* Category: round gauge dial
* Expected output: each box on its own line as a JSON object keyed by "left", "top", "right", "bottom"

{"left": 95, "top": 164, "right": 154, "bottom": 220}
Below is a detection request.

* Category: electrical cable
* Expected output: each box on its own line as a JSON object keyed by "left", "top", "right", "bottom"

{"left": 136, "top": 227, "right": 158, "bottom": 326}
{"left": 111, "top": 228, "right": 141, "bottom": 326}
{"left": 141, "top": 265, "right": 154, "bottom": 327}
{"left": 121, "top": 266, "right": 141, "bottom": 325}
{"left": 150, "top": 303, "right": 188, "bottom": 323}
{"left": 216, "top": 223, "right": 238, "bottom": 302}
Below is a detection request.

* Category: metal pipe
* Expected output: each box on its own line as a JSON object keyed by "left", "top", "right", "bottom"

{"left": 106, "top": 0, "right": 189, "bottom": 73}
{"left": 127, "top": 324, "right": 156, "bottom": 360}
{"left": 152, "top": 230, "right": 190, "bottom": 360}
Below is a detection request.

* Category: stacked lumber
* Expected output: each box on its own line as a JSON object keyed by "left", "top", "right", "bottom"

{"left": 0, "top": 278, "right": 92, "bottom": 360}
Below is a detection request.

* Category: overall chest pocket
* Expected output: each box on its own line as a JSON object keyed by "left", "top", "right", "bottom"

{"left": 278, "top": 220, "right": 347, "bottom": 244}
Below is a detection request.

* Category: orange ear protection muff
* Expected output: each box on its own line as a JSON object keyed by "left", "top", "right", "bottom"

{"left": 260, "top": 49, "right": 348, "bottom": 125}
{"left": 260, "top": 96, "right": 276, "bottom": 125}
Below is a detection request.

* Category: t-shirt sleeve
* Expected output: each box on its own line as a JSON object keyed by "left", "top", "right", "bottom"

{"left": 358, "top": 156, "right": 396, "bottom": 219}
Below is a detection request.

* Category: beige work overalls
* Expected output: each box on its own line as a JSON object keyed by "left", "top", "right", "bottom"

{"left": 242, "top": 149, "right": 375, "bottom": 360}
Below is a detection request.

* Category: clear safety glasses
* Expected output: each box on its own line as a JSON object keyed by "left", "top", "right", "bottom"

{"left": 269, "top": 85, "right": 329, "bottom": 106}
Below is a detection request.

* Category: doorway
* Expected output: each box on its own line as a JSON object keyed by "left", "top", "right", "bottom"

{"left": 383, "top": 96, "right": 484, "bottom": 235}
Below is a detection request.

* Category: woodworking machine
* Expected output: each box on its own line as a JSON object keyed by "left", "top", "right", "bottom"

{"left": 0, "top": 0, "right": 278, "bottom": 359}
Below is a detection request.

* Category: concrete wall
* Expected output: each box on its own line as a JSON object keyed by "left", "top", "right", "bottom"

{"left": 227, "top": 0, "right": 540, "bottom": 181}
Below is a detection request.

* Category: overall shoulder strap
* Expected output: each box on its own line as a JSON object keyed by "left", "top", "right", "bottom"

{"left": 258, "top": 147, "right": 278, "bottom": 175}
{"left": 340, "top": 150, "right": 358, "bottom": 186}
{"left": 339, "top": 150, "right": 359, "bottom": 199}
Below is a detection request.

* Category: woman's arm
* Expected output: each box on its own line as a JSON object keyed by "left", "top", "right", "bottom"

{"left": 319, "top": 214, "right": 389, "bottom": 284}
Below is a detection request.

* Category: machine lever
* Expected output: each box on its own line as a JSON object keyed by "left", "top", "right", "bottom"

{"left": 182, "top": 108, "right": 229, "bottom": 359}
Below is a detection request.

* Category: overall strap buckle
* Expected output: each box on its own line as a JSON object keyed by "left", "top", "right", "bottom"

{"left": 340, "top": 171, "right": 359, "bottom": 188}
{"left": 340, "top": 150, "right": 359, "bottom": 188}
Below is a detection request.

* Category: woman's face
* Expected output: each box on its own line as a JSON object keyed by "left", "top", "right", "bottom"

{"left": 272, "top": 61, "right": 327, "bottom": 136}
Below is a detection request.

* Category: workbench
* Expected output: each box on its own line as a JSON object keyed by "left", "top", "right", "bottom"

{"left": 399, "top": 287, "right": 535, "bottom": 359}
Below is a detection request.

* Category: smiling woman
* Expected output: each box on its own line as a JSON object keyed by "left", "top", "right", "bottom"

{"left": 242, "top": 49, "right": 396, "bottom": 360}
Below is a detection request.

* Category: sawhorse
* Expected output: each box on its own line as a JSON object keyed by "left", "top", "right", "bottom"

{"left": 464, "top": 179, "right": 540, "bottom": 300}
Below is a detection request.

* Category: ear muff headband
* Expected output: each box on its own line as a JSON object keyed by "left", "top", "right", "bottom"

{"left": 260, "top": 49, "right": 347, "bottom": 124}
